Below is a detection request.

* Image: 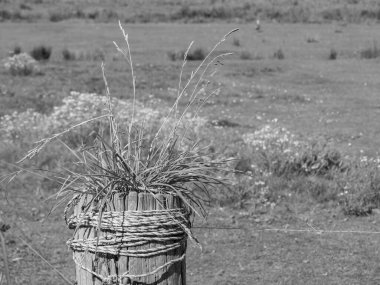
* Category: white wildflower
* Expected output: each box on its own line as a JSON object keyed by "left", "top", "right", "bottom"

{"left": 2, "top": 53, "right": 40, "bottom": 76}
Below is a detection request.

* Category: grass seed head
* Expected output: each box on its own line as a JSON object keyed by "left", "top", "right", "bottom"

{"left": 19, "top": 24, "right": 238, "bottom": 221}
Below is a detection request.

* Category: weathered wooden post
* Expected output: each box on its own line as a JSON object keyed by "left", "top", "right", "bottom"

{"left": 67, "top": 190, "right": 188, "bottom": 285}
{"left": 0, "top": 221, "right": 11, "bottom": 285}
{"left": 59, "top": 22, "right": 236, "bottom": 285}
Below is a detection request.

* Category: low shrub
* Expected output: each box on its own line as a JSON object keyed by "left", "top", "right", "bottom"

{"left": 337, "top": 159, "right": 380, "bottom": 216}
{"left": 221, "top": 175, "right": 256, "bottom": 209}
{"left": 167, "top": 50, "right": 179, "bottom": 61}
{"left": 187, "top": 47, "right": 207, "bottom": 61}
{"left": 62, "top": 48, "right": 77, "bottom": 61}
{"left": 0, "top": 89, "right": 207, "bottom": 152}
{"left": 0, "top": 9, "right": 12, "bottom": 21}
{"left": 11, "top": 45, "right": 22, "bottom": 55}
{"left": 273, "top": 48, "right": 285, "bottom": 60}
{"left": 91, "top": 8, "right": 118, "bottom": 22}
{"left": 210, "top": 119, "right": 240, "bottom": 128}
{"left": 329, "top": 48, "right": 337, "bottom": 60}
{"left": 49, "top": 7, "right": 118, "bottom": 23}
{"left": 290, "top": 147, "right": 345, "bottom": 177}
{"left": 240, "top": 51, "right": 252, "bottom": 60}
{"left": 167, "top": 47, "right": 206, "bottom": 61}
{"left": 30, "top": 45, "right": 52, "bottom": 61}
{"left": 226, "top": 164, "right": 341, "bottom": 210}
{"left": 19, "top": 3, "right": 32, "bottom": 10}
{"left": 306, "top": 36, "right": 319, "bottom": 43}
{"left": 48, "top": 8, "right": 72, "bottom": 22}
{"left": 87, "top": 48, "right": 105, "bottom": 61}
{"left": 0, "top": 9, "right": 31, "bottom": 21}
{"left": 2, "top": 53, "right": 40, "bottom": 76}
{"left": 243, "top": 125, "right": 346, "bottom": 179}
{"left": 0, "top": 84, "right": 13, "bottom": 97}
{"left": 172, "top": 5, "right": 236, "bottom": 21}
{"left": 320, "top": 8, "right": 344, "bottom": 21}
{"left": 239, "top": 122, "right": 380, "bottom": 211}
{"left": 62, "top": 48, "right": 105, "bottom": 61}
{"left": 232, "top": 37, "right": 241, "bottom": 47}
{"left": 0, "top": 109, "right": 48, "bottom": 145}
{"left": 306, "top": 177, "right": 338, "bottom": 203}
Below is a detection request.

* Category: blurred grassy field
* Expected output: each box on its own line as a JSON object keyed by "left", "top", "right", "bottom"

{"left": 1, "top": 22, "right": 380, "bottom": 155}
{"left": 2, "top": 20, "right": 380, "bottom": 284}
{"left": 2, "top": 0, "right": 380, "bottom": 23}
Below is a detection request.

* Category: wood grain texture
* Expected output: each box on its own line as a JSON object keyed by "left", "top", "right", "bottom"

{"left": 73, "top": 192, "right": 187, "bottom": 285}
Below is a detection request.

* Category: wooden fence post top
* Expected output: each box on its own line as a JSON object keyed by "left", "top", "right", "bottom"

{"left": 69, "top": 191, "right": 188, "bottom": 285}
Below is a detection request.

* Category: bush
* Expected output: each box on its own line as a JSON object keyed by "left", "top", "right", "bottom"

{"left": 167, "top": 47, "right": 206, "bottom": 61}
{"left": 92, "top": 8, "right": 118, "bottom": 22}
{"left": 320, "top": 8, "right": 343, "bottom": 21}
{"left": 329, "top": 48, "right": 337, "bottom": 60}
{"left": 173, "top": 5, "right": 235, "bottom": 21}
{"left": 240, "top": 51, "right": 265, "bottom": 60}
{"left": 88, "top": 48, "right": 105, "bottom": 61}
{"left": 49, "top": 12, "right": 64, "bottom": 22}
{"left": 187, "top": 47, "right": 207, "bottom": 61}
{"left": 30, "top": 45, "right": 52, "bottom": 61}
{"left": 62, "top": 48, "right": 77, "bottom": 61}
{"left": 0, "top": 109, "right": 48, "bottom": 145}
{"left": 360, "top": 41, "right": 380, "bottom": 59}
{"left": 239, "top": 51, "right": 252, "bottom": 60}
{"left": 232, "top": 37, "right": 241, "bottom": 47}
{"left": 3, "top": 53, "right": 40, "bottom": 76}
{"left": 11, "top": 45, "right": 22, "bottom": 55}
{"left": 337, "top": 162, "right": 380, "bottom": 216}
{"left": 19, "top": 3, "right": 32, "bottom": 10}
{"left": 0, "top": 9, "right": 38, "bottom": 22}
{"left": 281, "top": 147, "right": 345, "bottom": 178}
{"left": 48, "top": 8, "right": 72, "bottom": 22}
{"left": 273, "top": 48, "right": 285, "bottom": 60}
{"left": 243, "top": 125, "right": 346, "bottom": 179}
{"left": 62, "top": 48, "right": 105, "bottom": 61}
{"left": 167, "top": 50, "right": 179, "bottom": 61}
{"left": 0, "top": 9, "right": 12, "bottom": 21}
{"left": 306, "top": 36, "right": 319, "bottom": 43}
{"left": 306, "top": 177, "right": 338, "bottom": 203}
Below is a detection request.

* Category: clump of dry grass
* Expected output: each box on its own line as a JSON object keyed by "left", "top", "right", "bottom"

{"left": 12, "top": 22, "right": 238, "bottom": 223}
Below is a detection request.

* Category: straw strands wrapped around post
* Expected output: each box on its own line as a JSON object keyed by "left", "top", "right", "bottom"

{"left": 15, "top": 22, "right": 238, "bottom": 285}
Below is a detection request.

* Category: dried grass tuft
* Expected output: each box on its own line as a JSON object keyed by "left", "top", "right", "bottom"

{"left": 13, "top": 23, "right": 238, "bottom": 224}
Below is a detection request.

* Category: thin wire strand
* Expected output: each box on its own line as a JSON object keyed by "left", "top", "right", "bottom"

{"left": 263, "top": 228, "right": 380, "bottom": 235}
{"left": 193, "top": 225, "right": 380, "bottom": 235}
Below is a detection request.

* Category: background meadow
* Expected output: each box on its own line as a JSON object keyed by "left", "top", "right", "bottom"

{"left": 2, "top": 1, "right": 380, "bottom": 284}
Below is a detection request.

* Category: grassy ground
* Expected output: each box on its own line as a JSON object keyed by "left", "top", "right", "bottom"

{"left": 1, "top": 22, "right": 380, "bottom": 154}
{"left": 2, "top": 21, "right": 380, "bottom": 284}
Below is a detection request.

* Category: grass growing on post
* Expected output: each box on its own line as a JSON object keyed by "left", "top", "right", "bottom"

{"left": 15, "top": 22, "right": 238, "bottom": 249}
